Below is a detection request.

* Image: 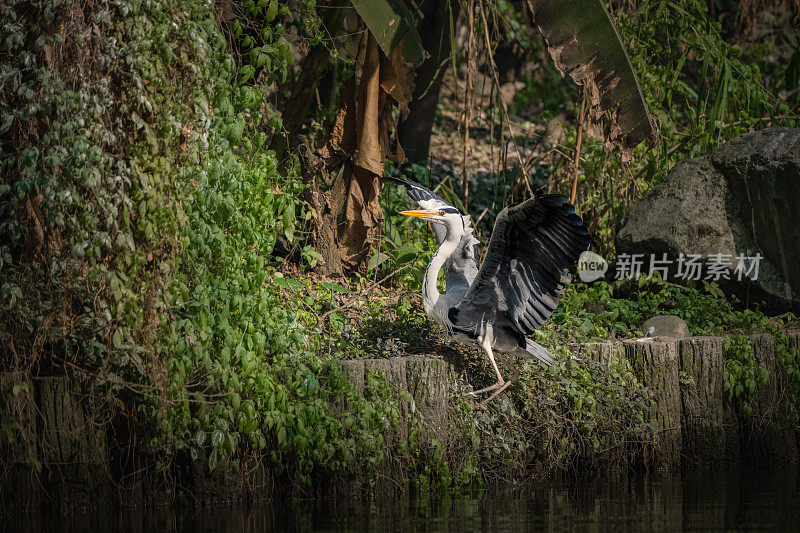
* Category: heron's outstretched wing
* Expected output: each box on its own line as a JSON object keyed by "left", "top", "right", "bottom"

{"left": 383, "top": 176, "right": 480, "bottom": 292}
{"left": 450, "top": 194, "right": 590, "bottom": 336}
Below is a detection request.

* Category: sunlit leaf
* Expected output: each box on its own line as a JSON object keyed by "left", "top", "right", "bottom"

{"left": 395, "top": 243, "right": 418, "bottom": 264}
{"left": 351, "top": 0, "right": 426, "bottom": 67}
{"left": 321, "top": 282, "right": 350, "bottom": 293}
{"left": 367, "top": 252, "right": 390, "bottom": 271}
{"left": 274, "top": 277, "right": 301, "bottom": 291}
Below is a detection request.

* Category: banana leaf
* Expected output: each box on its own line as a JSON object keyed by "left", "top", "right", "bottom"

{"left": 351, "top": 0, "right": 426, "bottom": 66}
{"left": 527, "top": 0, "right": 658, "bottom": 152}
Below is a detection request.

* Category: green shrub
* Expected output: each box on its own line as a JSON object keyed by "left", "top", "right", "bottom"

{"left": 0, "top": 0, "right": 402, "bottom": 488}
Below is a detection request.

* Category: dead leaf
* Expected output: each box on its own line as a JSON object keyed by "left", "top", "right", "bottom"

{"left": 317, "top": 78, "right": 357, "bottom": 169}
{"left": 180, "top": 122, "right": 193, "bottom": 157}
{"left": 354, "top": 33, "right": 384, "bottom": 175}
{"left": 24, "top": 195, "right": 44, "bottom": 253}
{"left": 215, "top": 0, "right": 235, "bottom": 22}
{"left": 528, "top": 0, "right": 658, "bottom": 157}
{"left": 42, "top": 44, "right": 52, "bottom": 65}
{"left": 381, "top": 44, "right": 416, "bottom": 120}
{"left": 339, "top": 167, "right": 383, "bottom": 268}
{"left": 338, "top": 34, "right": 389, "bottom": 268}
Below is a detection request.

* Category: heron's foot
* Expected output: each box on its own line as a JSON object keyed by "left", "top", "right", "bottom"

{"left": 466, "top": 381, "right": 504, "bottom": 396}
{"left": 482, "top": 381, "right": 512, "bottom": 403}
{"left": 465, "top": 380, "right": 512, "bottom": 402}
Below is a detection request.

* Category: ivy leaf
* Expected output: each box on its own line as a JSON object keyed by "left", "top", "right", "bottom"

{"left": 367, "top": 252, "right": 389, "bottom": 271}
{"left": 208, "top": 448, "right": 220, "bottom": 471}
{"left": 27, "top": 456, "right": 42, "bottom": 473}
{"left": 274, "top": 277, "right": 301, "bottom": 291}
{"left": 239, "top": 64, "right": 255, "bottom": 84}
{"left": 195, "top": 430, "right": 207, "bottom": 447}
{"left": 394, "top": 243, "right": 417, "bottom": 265}
{"left": 1, "top": 113, "right": 14, "bottom": 134}
{"left": 321, "top": 282, "right": 350, "bottom": 293}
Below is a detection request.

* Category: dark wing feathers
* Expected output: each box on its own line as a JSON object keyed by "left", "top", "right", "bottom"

{"left": 453, "top": 194, "right": 590, "bottom": 336}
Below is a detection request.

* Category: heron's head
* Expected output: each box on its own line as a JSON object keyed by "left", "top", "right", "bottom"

{"left": 400, "top": 207, "right": 465, "bottom": 236}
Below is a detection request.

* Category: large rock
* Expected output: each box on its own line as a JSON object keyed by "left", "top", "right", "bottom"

{"left": 712, "top": 129, "right": 800, "bottom": 298}
{"left": 617, "top": 127, "right": 800, "bottom": 313}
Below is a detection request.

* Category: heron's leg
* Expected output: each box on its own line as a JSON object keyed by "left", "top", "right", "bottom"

{"left": 466, "top": 339, "right": 508, "bottom": 396}
{"left": 483, "top": 338, "right": 505, "bottom": 384}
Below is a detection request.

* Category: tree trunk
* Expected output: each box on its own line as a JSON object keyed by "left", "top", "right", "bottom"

{"left": 397, "top": 0, "right": 459, "bottom": 163}
{"left": 299, "top": 145, "right": 344, "bottom": 276}
{"left": 269, "top": 1, "right": 349, "bottom": 165}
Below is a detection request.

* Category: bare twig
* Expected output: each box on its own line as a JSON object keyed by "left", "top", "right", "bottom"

{"left": 570, "top": 85, "right": 587, "bottom": 206}
{"left": 56, "top": 357, "right": 230, "bottom": 403}
{"left": 461, "top": 0, "right": 476, "bottom": 208}
{"left": 476, "top": 1, "right": 533, "bottom": 196}
{"left": 474, "top": 206, "right": 490, "bottom": 227}
{"left": 723, "top": 113, "right": 789, "bottom": 128}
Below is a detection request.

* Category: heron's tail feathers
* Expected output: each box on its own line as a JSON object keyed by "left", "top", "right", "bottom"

{"left": 521, "top": 339, "right": 556, "bottom": 366}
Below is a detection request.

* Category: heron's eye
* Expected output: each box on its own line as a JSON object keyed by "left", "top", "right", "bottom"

{"left": 438, "top": 210, "right": 446, "bottom": 216}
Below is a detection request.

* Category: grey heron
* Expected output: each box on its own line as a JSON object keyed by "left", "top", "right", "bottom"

{"left": 386, "top": 177, "right": 590, "bottom": 401}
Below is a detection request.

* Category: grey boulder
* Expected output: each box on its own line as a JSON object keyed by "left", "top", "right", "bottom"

{"left": 617, "top": 127, "right": 800, "bottom": 313}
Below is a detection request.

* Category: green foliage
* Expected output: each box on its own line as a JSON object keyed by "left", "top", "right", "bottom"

{"left": 549, "top": 274, "right": 794, "bottom": 342}
{"left": 446, "top": 354, "right": 655, "bottom": 478}
{"left": 231, "top": 0, "right": 299, "bottom": 88}
{"left": 367, "top": 163, "right": 440, "bottom": 288}
{"left": 548, "top": 274, "right": 797, "bottom": 425}
{"left": 523, "top": 355, "right": 655, "bottom": 470}
{"left": 0, "top": 0, "right": 404, "bottom": 489}
{"left": 590, "top": 0, "right": 797, "bottom": 250}
{"left": 495, "top": 0, "right": 800, "bottom": 254}
{"left": 2, "top": 0, "right": 797, "bottom": 497}
{"left": 742, "top": 326, "right": 800, "bottom": 425}
{"left": 776, "top": 334, "right": 800, "bottom": 398}
{"left": 618, "top": 0, "right": 793, "bottom": 150}
{"left": 723, "top": 335, "right": 768, "bottom": 418}
{"left": 351, "top": 0, "right": 426, "bottom": 66}
{"left": 403, "top": 407, "right": 455, "bottom": 492}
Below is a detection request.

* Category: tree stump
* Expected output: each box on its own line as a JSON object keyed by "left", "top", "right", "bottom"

{"left": 571, "top": 341, "right": 624, "bottom": 370}
{"left": 743, "top": 333, "right": 798, "bottom": 465}
{"left": 622, "top": 339, "right": 683, "bottom": 471}
{"left": 678, "top": 336, "right": 725, "bottom": 465}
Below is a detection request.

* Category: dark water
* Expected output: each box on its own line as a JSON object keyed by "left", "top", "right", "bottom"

{"left": 8, "top": 468, "right": 800, "bottom": 532}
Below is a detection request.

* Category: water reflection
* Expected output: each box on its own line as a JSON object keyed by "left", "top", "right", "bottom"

{"left": 10, "top": 467, "right": 800, "bottom": 532}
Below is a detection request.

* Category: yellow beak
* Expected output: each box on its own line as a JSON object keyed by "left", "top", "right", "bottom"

{"left": 400, "top": 209, "right": 437, "bottom": 218}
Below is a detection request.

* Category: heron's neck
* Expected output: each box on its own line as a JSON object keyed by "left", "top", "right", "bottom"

{"left": 422, "top": 232, "right": 459, "bottom": 315}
